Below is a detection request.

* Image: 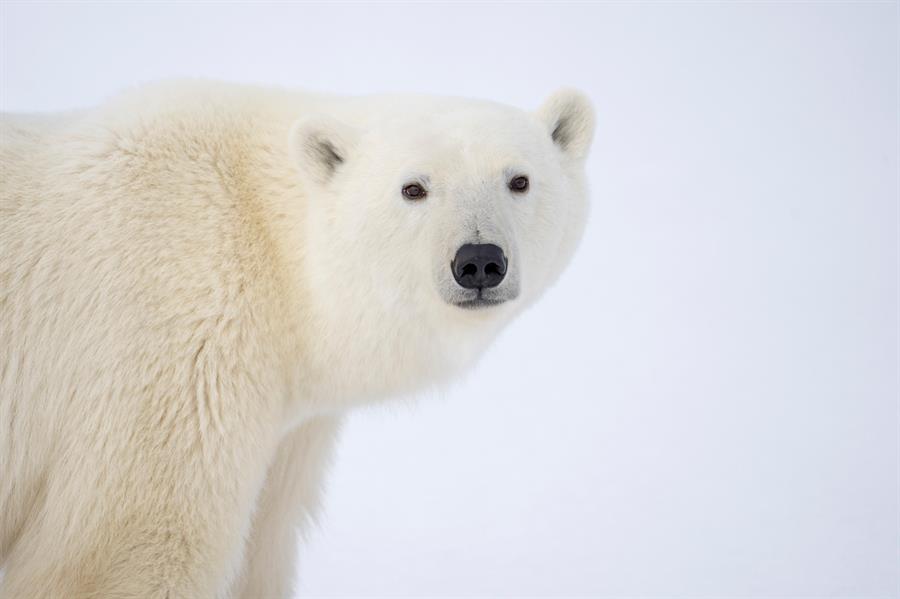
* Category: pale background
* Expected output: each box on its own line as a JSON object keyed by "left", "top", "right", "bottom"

{"left": 1, "top": 2, "right": 897, "bottom": 597}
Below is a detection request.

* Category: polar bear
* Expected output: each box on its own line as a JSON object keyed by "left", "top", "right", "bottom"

{"left": 0, "top": 81, "right": 594, "bottom": 598}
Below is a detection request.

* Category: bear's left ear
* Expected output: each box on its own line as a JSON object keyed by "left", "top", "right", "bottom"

{"left": 289, "top": 114, "right": 361, "bottom": 184}
{"left": 536, "top": 88, "right": 595, "bottom": 162}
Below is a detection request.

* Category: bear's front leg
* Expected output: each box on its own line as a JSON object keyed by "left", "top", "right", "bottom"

{"left": 0, "top": 390, "right": 281, "bottom": 599}
{"left": 230, "top": 415, "right": 343, "bottom": 599}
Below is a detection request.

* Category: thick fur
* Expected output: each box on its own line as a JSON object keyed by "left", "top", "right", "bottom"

{"left": 0, "top": 81, "right": 593, "bottom": 598}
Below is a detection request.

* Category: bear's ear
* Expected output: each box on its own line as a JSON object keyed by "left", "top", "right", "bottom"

{"left": 536, "top": 88, "right": 595, "bottom": 161}
{"left": 289, "top": 115, "right": 360, "bottom": 184}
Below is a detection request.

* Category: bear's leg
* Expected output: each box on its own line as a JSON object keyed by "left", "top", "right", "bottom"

{"left": 0, "top": 406, "right": 278, "bottom": 599}
{"left": 230, "top": 415, "right": 342, "bottom": 599}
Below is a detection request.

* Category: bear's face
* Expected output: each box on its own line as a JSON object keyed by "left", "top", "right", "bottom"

{"left": 289, "top": 90, "right": 594, "bottom": 399}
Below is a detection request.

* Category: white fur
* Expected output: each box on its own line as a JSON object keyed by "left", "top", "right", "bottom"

{"left": 0, "top": 81, "right": 593, "bottom": 598}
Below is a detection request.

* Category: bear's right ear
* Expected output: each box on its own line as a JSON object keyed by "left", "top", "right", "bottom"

{"left": 289, "top": 115, "right": 360, "bottom": 184}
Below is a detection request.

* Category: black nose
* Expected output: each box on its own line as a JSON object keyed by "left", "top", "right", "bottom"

{"left": 451, "top": 243, "right": 507, "bottom": 290}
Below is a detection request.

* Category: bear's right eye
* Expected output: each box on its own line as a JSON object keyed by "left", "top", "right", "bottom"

{"left": 402, "top": 183, "right": 427, "bottom": 201}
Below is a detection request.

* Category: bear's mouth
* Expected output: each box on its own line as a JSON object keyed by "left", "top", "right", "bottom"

{"left": 442, "top": 278, "right": 519, "bottom": 310}
{"left": 454, "top": 297, "right": 507, "bottom": 309}
{"left": 451, "top": 288, "right": 511, "bottom": 310}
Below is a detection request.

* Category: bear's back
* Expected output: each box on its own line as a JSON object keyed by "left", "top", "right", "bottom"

{"left": 0, "top": 85, "right": 295, "bottom": 443}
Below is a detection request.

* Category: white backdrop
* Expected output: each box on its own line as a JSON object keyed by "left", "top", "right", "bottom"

{"left": 2, "top": 2, "right": 897, "bottom": 597}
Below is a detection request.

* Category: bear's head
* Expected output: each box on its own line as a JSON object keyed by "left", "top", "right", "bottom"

{"left": 288, "top": 90, "right": 594, "bottom": 404}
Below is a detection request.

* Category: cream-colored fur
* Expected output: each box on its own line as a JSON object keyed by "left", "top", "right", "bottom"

{"left": 0, "top": 81, "right": 593, "bottom": 598}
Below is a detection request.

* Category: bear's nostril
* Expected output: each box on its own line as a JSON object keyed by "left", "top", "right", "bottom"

{"left": 484, "top": 262, "right": 501, "bottom": 276}
{"left": 462, "top": 264, "right": 477, "bottom": 277}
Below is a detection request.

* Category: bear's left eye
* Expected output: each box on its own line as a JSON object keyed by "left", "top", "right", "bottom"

{"left": 509, "top": 175, "right": 529, "bottom": 193}
{"left": 402, "top": 183, "right": 427, "bottom": 201}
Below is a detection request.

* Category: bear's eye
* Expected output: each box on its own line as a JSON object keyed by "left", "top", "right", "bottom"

{"left": 509, "top": 175, "right": 529, "bottom": 193}
{"left": 402, "top": 183, "right": 427, "bottom": 201}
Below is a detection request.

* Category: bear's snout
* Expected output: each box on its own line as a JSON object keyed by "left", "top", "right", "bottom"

{"left": 451, "top": 244, "right": 507, "bottom": 290}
